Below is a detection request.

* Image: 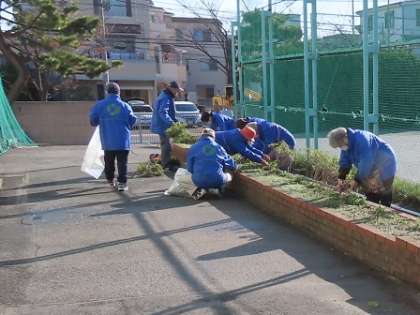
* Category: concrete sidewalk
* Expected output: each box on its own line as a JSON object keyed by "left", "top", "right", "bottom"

{"left": 0, "top": 146, "right": 419, "bottom": 315}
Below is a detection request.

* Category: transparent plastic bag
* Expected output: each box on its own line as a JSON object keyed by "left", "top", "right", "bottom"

{"left": 164, "top": 168, "right": 197, "bottom": 198}
{"left": 81, "top": 127, "right": 104, "bottom": 179}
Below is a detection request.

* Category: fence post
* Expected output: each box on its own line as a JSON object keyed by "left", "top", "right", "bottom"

{"left": 303, "top": 0, "right": 311, "bottom": 149}
{"left": 261, "top": 11, "right": 269, "bottom": 120}
{"left": 231, "top": 22, "right": 239, "bottom": 119}
{"left": 268, "top": 10, "right": 276, "bottom": 123}
{"left": 311, "top": 0, "right": 318, "bottom": 149}
{"left": 236, "top": 0, "right": 244, "bottom": 117}
{"left": 372, "top": 0, "right": 379, "bottom": 134}
{"left": 363, "top": 0, "right": 369, "bottom": 131}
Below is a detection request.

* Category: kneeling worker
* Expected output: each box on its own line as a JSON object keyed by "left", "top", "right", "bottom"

{"left": 187, "top": 128, "right": 237, "bottom": 200}
{"left": 215, "top": 127, "right": 270, "bottom": 166}
{"left": 201, "top": 110, "right": 235, "bottom": 131}
{"left": 328, "top": 127, "right": 397, "bottom": 207}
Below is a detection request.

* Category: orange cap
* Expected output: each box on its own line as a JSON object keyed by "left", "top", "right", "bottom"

{"left": 240, "top": 126, "right": 256, "bottom": 140}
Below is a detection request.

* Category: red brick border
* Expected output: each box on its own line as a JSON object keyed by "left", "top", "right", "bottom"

{"left": 172, "top": 143, "right": 420, "bottom": 289}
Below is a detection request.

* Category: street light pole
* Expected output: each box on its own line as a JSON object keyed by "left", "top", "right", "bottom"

{"left": 100, "top": 0, "right": 110, "bottom": 84}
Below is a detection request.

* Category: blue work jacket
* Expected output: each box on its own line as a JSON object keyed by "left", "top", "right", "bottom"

{"left": 151, "top": 90, "right": 177, "bottom": 136}
{"left": 90, "top": 94, "right": 137, "bottom": 150}
{"left": 187, "top": 136, "right": 237, "bottom": 189}
{"left": 215, "top": 129, "right": 264, "bottom": 163}
{"left": 339, "top": 128, "right": 397, "bottom": 183}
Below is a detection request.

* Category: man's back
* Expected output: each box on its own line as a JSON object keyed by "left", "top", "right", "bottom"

{"left": 90, "top": 94, "right": 136, "bottom": 150}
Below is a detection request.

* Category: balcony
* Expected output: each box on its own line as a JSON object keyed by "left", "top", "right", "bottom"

{"left": 109, "top": 51, "right": 145, "bottom": 61}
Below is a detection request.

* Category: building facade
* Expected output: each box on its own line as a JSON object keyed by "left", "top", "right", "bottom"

{"left": 358, "top": 0, "right": 420, "bottom": 44}
{"left": 75, "top": 0, "right": 187, "bottom": 104}
{"left": 171, "top": 17, "right": 228, "bottom": 107}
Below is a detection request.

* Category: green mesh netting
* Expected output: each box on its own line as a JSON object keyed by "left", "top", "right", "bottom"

{"left": 0, "top": 79, "right": 34, "bottom": 155}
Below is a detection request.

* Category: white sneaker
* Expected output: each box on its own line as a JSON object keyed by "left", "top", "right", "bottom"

{"left": 117, "top": 182, "right": 128, "bottom": 192}
{"left": 192, "top": 188, "right": 206, "bottom": 200}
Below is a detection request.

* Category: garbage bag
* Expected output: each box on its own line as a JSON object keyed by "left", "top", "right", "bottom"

{"left": 164, "top": 168, "right": 197, "bottom": 198}
{"left": 81, "top": 127, "right": 104, "bottom": 179}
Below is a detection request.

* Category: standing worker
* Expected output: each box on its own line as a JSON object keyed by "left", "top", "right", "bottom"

{"left": 215, "top": 127, "right": 270, "bottom": 166}
{"left": 201, "top": 110, "right": 235, "bottom": 131}
{"left": 328, "top": 127, "right": 397, "bottom": 207}
{"left": 151, "top": 81, "right": 183, "bottom": 170}
{"left": 187, "top": 128, "right": 237, "bottom": 200}
{"left": 89, "top": 82, "right": 137, "bottom": 191}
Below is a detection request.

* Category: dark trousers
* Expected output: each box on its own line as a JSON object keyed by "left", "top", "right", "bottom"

{"left": 364, "top": 177, "right": 394, "bottom": 207}
{"left": 159, "top": 134, "right": 171, "bottom": 168}
{"left": 104, "top": 150, "right": 129, "bottom": 184}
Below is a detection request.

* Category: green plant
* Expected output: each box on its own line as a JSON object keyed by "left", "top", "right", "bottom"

{"left": 166, "top": 123, "right": 196, "bottom": 144}
{"left": 136, "top": 162, "right": 164, "bottom": 177}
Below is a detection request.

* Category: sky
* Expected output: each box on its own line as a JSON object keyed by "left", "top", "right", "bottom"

{"left": 153, "top": 0, "right": 409, "bottom": 36}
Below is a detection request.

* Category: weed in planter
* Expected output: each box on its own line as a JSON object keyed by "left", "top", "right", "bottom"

{"left": 166, "top": 123, "right": 196, "bottom": 144}
{"left": 341, "top": 193, "right": 366, "bottom": 206}
{"left": 136, "top": 161, "right": 164, "bottom": 177}
{"left": 408, "top": 219, "right": 420, "bottom": 232}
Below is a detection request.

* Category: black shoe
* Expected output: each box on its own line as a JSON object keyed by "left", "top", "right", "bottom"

{"left": 192, "top": 188, "right": 206, "bottom": 200}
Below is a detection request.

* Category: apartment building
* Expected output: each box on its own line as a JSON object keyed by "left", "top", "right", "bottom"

{"left": 171, "top": 17, "right": 228, "bottom": 107}
{"left": 75, "top": 0, "right": 187, "bottom": 103}
{"left": 358, "top": 0, "right": 420, "bottom": 44}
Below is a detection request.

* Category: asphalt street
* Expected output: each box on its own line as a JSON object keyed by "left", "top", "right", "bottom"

{"left": 0, "top": 146, "right": 419, "bottom": 315}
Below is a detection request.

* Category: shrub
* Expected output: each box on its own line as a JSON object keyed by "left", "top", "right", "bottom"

{"left": 136, "top": 162, "right": 164, "bottom": 177}
{"left": 166, "top": 123, "right": 196, "bottom": 144}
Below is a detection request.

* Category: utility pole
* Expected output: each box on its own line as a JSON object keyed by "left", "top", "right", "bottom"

{"left": 352, "top": 0, "right": 355, "bottom": 35}
{"left": 100, "top": 0, "right": 110, "bottom": 84}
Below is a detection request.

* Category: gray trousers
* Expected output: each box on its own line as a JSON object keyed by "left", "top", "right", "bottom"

{"left": 159, "top": 133, "right": 171, "bottom": 168}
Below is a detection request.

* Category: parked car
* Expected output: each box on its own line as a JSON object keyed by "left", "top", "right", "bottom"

{"left": 174, "top": 101, "right": 201, "bottom": 127}
{"left": 127, "top": 99, "right": 153, "bottom": 128}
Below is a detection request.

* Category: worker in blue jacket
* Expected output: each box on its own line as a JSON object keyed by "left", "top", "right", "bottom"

{"left": 90, "top": 82, "right": 137, "bottom": 191}
{"left": 328, "top": 127, "right": 397, "bottom": 206}
{"left": 215, "top": 126, "right": 269, "bottom": 165}
{"left": 151, "top": 81, "right": 183, "bottom": 170}
{"left": 187, "top": 128, "right": 237, "bottom": 200}
{"left": 201, "top": 110, "right": 235, "bottom": 131}
{"left": 236, "top": 117, "right": 296, "bottom": 153}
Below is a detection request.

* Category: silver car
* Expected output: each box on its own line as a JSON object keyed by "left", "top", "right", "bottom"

{"left": 127, "top": 100, "right": 153, "bottom": 128}
{"left": 174, "top": 101, "right": 200, "bottom": 127}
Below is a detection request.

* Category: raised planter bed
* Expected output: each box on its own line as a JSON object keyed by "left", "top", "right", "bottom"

{"left": 171, "top": 143, "right": 420, "bottom": 289}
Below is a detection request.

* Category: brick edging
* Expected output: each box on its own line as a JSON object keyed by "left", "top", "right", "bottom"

{"left": 171, "top": 143, "right": 420, "bottom": 289}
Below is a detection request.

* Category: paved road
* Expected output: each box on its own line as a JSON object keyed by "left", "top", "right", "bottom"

{"left": 0, "top": 146, "right": 419, "bottom": 314}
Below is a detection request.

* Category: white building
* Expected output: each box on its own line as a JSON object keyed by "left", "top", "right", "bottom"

{"left": 358, "top": 0, "right": 420, "bottom": 44}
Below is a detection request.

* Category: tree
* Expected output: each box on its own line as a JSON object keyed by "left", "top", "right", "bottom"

{"left": 0, "top": 0, "right": 121, "bottom": 101}
{"left": 240, "top": 9, "right": 303, "bottom": 58}
{"left": 174, "top": 0, "right": 232, "bottom": 84}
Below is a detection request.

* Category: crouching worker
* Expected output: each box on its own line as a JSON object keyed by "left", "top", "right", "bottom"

{"left": 236, "top": 117, "right": 295, "bottom": 170}
{"left": 187, "top": 128, "right": 237, "bottom": 200}
{"left": 201, "top": 110, "right": 235, "bottom": 131}
{"left": 328, "top": 127, "right": 397, "bottom": 207}
{"left": 215, "top": 127, "right": 270, "bottom": 166}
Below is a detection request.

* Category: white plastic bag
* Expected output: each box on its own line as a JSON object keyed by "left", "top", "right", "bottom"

{"left": 81, "top": 127, "right": 104, "bottom": 179}
{"left": 164, "top": 168, "right": 197, "bottom": 198}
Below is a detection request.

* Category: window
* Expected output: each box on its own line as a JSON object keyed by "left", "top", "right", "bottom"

{"left": 151, "top": 15, "right": 155, "bottom": 23}
{"left": 102, "top": 0, "right": 132, "bottom": 17}
{"left": 200, "top": 59, "right": 218, "bottom": 71}
{"left": 385, "top": 10, "right": 394, "bottom": 29}
{"left": 368, "top": 15, "right": 373, "bottom": 32}
{"left": 176, "top": 29, "right": 183, "bottom": 40}
{"left": 197, "top": 85, "right": 215, "bottom": 98}
{"left": 193, "top": 29, "right": 211, "bottom": 42}
{"left": 417, "top": 9, "right": 420, "bottom": 27}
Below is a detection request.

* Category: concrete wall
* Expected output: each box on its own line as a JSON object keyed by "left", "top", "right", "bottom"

{"left": 13, "top": 101, "right": 95, "bottom": 145}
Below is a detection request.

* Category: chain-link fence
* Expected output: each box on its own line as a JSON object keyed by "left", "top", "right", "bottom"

{"left": 233, "top": 0, "right": 420, "bottom": 180}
